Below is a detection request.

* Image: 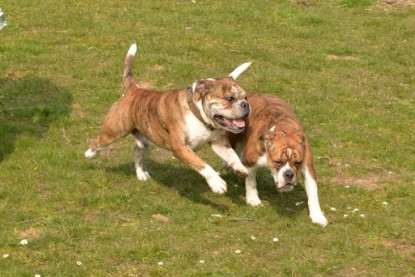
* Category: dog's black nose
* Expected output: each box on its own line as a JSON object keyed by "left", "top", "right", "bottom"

{"left": 284, "top": 170, "right": 294, "bottom": 181}
{"left": 240, "top": 101, "right": 250, "bottom": 116}
{"left": 240, "top": 100, "right": 248, "bottom": 110}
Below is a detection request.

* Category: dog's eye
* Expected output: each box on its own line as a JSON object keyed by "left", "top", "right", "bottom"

{"left": 274, "top": 160, "right": 283, "bottom": 167}
{"left": 226, "top": 97, "right": 235, "bottom": 102}
{"left": 294, "top": 161, "right": 303, "bottom": 167}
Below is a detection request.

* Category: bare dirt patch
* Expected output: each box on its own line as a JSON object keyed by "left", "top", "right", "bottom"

{"left": 381, "top": 238, "right": 415, "bottom": 254}
{"left": 376, "top": 0, "right": 415, "bottom": 10}
{"left": 326, "top": 55, "right": 361, "bottom": 61}
{"left": 19, "top": 228, "right": 41, "bottom": 239}
{"left": 331, "top": 171, "right": 396, "bottom": 190}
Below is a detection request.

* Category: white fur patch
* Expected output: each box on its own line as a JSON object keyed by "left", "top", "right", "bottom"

{"left": 191, "top": 81, "right": 197, "bottom": 93}
{"left": 255, "top": 153, "right": 268, "bottom": 167}
{"left": 128, "top": 43, "right": 137, "bottom": 56}
{"left": 276, "top": 163, "right": 294, "bottom": 189}
{"left": 184, "top": 113, "right": 214, "bottom": 150}
{"left": 136, "top": 167, "right": 151, "bottom": 181}
{"left": 85, "top": 148, "right": 99, "bottom": 159}
{"left": 228, "top": 62, "right": 252, "bottom": 80}
{"left": 199, "top": 165, "right": 227, "bottom": 194}
{"left": 245, "top": 167, "right": 261, "bottom": 206}
{"left": 302, "top": 165, "right": 328, "bottom": 226}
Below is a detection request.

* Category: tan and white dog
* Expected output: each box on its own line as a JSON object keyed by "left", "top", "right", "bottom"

{"left": 228, "top": 93, "right": 328, "bottom": 226}
{"left": 85, "top": 44, "right": 252, "bottom": 194}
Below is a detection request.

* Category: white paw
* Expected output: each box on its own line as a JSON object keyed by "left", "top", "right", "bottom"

{"left": 232, "top": 164, "right": 249, "bottom": 177}
{"left": 310, "top": 212, "right": 328, "bottom": 227}
{"left": 85, "top": 148, "right": 99, "bottom": 159}
{"left": 246, "top": 195, "right": 262, "bottom": 207}
{"left": 207, "top": 175, "right": 227, "bottom": 194}
{"left": 136, "top": 169, "right": 151, "bottom": 181}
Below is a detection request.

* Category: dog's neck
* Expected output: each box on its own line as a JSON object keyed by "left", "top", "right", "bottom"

{"left": 186, "top": 89, "right": 214, "bottom": 130}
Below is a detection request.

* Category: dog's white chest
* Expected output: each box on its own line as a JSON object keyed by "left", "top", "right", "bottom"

{"left": 185, "top": 114, "right": 217, "bottom": 150}
{"left": 255, "top": 153, "right": 268, "bottom": 167}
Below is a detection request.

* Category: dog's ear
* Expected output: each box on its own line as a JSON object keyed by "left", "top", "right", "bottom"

{"left": 260, "top": 131, "right": 275, "bottom": 148}
{"left": 191, "top": 80, "right": 215, "bottom": 101}
{"left": 260, "top": 130, "right": 285, "bottom": 149}
{"left": 228, "top": 62, "right": 252, "bottom": 80}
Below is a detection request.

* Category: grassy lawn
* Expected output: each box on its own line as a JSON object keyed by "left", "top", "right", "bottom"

{"left": 1, "top": 0, "right": 414, "bottom": 275}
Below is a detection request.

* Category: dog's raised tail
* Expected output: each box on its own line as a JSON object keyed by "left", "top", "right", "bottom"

{"left": 123, "top": 43, "right": 138, "bottom": 92}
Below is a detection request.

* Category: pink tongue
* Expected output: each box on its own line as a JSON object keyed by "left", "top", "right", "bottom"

{"left": 231, "top": 119, "right": 246, "bottom": 128}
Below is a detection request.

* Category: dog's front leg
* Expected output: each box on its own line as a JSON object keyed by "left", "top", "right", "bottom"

{"left": 171, "top": 141, "right": 227, "bottom": 194}
{"left": 210, "top": 138, "right": 249, "bottom": 177}
{"left": 245, "top": 166, "right": 262, "bottom": 206}
{"left": 302, "top": 165, "right": 328, "bottom": 227}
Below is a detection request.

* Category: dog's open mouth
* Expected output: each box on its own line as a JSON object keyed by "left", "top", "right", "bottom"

{"left": 213, "top": 115, "right": 246, "bottom": 132}
{"left": 277, "top": 184, "right": 295, "bottom": 192}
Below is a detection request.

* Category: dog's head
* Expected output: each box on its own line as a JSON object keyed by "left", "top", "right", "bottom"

{"left": 188, "top": 62, "right": 251, "bottom": 134}
{"left": 261, "top": 126, "right": 305, "bottom": 192}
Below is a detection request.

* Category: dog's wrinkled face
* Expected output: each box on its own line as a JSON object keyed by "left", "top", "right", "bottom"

{"left": 262, "top": 128, "right": 305, "bottom": 192}
{"left": 191, "top": 78, "right": 250, "bottom": 134}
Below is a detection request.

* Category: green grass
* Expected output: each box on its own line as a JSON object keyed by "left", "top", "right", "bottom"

{"left": 1, "top": 0, "right": 414, "bottom": 275}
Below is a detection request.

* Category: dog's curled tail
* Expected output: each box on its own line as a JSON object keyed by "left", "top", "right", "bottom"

{"left": 123, "top": 43, "right": 138, "bottom": 92}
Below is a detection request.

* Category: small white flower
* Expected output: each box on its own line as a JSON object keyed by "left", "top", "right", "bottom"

{"left": 273, "top": 237, "right": 279, "bottom": 242}
{"left": 352, "top": 208, "right": 360, "bottom": 213}
{"left": 345, "top": 185, "right": 350, "bottom": 189}
{"left": 20, "top": 239, "right": 28, "bottom": 245}
{"left": 235, "top": 249, "right": 241, "bottom": 254}
{"left": 343, "top": 214, "right": 349, "bottom": 218}
{"left": 330, "top": 207, "right": 337, "bottom": 212}
{"left": 360, "top": 214, "right": 365, "bottom": 218}
{"left": 76, "top": 261, "right": 82, "bottom": 266}
{"left": 35, "top": 275, "right": 41, "bottom": 277}
{"left": 211, "top": 214, "right": 223, "bottom": 218}
{"left": 250, "top": 235, "right": 257, "bottom": 240}
{"left": 295, "top": 201, "right": 304, "bottom": 206}
{"left": 158, "top": 261, "right": 164, "bottom": 266}
{"left": 382, "top": 201, "right": 389, "bottom": 207}
{"left": 199, "top": 260, "right": 205, "bottom": 264}
{"left": 3, "top": 254, "right": 9, "bottom": 258}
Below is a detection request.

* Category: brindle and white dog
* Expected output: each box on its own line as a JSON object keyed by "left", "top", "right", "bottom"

{"left": 228, "top": 93, "right": 328, "bottom": 226}
{"left": 85, "top": 44, "right": 252, "bottom": 194}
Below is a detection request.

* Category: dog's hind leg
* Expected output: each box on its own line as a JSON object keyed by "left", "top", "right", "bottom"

{"left": 132, "top": 130, "right": 151, "bottom": 181}
{"left": 85, "top": 129, "right": 129, "bottom": 159}
{"left": 85, "top": 100, "right": 135, "bottom": 159}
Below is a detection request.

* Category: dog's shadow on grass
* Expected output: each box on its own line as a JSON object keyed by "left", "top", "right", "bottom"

{"left": 106, "top": 157, "right": 232, "bottom": 212}
{"left": 0, "top": 75, "right": 72, "bottom": 162}
{"left": 143, "top": 158, "right": 232, "bottom": 212}
{"left": 107, "top": 157, "right": 309, "bottom": 218}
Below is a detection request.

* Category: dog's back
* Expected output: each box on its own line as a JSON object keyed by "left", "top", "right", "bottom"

{"left": 228, "top": 93, "right": 303, "bottom": 148}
